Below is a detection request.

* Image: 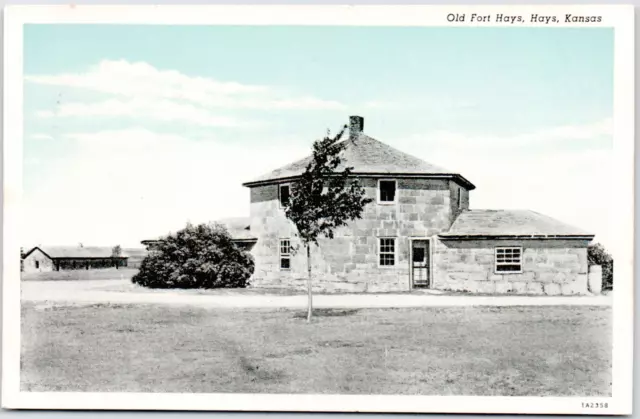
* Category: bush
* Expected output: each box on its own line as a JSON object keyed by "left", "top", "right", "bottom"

{"left": 588, "top": 243, "right": 613, "bottom": 290}
{"left": 132, "top": 222, "right": 254, "bottom": 289}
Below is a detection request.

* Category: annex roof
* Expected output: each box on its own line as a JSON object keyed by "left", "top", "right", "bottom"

{"left": 439, "top": 210, "right": 594, "bottom": 240}
{"left": 217, "top": 217, "right": 256, "bottom": 242}
{"left": 242, "top": 131, "right": 475, "bottom": 190}
{"left": 140, "top": 218, "right": 257, "bottom": 245}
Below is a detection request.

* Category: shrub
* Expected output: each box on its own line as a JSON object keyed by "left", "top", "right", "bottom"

{"left": 588, "top": 243, "right": 613, "bottom": 290}
{"left": 132, "top": 222, "right": 254, "bottom": 289}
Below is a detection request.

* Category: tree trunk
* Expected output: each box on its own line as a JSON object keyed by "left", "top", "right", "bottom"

{"left": 306, "top": 244, "right": 313, "bottom": 322}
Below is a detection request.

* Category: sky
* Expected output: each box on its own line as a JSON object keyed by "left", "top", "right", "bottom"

{"left": 22, "top": 25, "right": 614, "bottom": 249}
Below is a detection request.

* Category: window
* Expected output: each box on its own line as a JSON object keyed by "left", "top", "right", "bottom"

{"left": 412, "top": 247, "right": 425, "bottom": 263}
{"left": 379, "top": 238, "right": 396, "bottom": 266}
{"left": 495, "top": 247, "right": 522, "bottom": 273}
{"left": 35, "top": 261, "right": 40, "bottom": 269}
{"left": 279, "top": 184, "right": 290, "bottom": 207}
{"left": 280, "top": 239, "right": 291, "bottom": 270}
{"left": 378, "top": 180, "right": 396, "bottom": 203}
{"left": 457, "top": 188, "right": 462, "bottom": 209}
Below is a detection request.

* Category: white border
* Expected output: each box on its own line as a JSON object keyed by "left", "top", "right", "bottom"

{"left": 2, "top": 4, "right": 634, "bottom": 414}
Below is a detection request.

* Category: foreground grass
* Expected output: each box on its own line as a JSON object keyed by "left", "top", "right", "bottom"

{"left": 21, "top": 303, "right": 611, "bottom": 395}
{"left": 21, "top": 268, "right": 139, "bottom": 282}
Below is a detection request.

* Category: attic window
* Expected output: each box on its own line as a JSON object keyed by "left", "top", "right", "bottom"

{"left": 35, "top": 261, "right": 40, "bottom": 269}
{"left": 279, "top": 184, "right": 290, "bottom": 207}
{"left": 495, "top": 247, "right": 522, "bottom": 273}
{"left": 378, "top": 180, "right": 396, "bottom": 203}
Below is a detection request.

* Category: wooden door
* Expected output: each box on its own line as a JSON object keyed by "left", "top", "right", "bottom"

{"left": 412, "top": 240, "right": 430, "bottom": 288}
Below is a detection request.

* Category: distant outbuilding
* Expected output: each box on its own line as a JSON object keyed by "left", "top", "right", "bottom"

{"left": 22, "top": 246, "right": 129, "bottom": 272}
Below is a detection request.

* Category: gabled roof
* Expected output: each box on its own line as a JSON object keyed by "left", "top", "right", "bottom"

{"left": 439, "top": 210, "right": 594, "bottom": 240}
{"left": 242, "top": 133, "right": 475, "bottom": 190}
{"left": 24, "top": 246, "right": 129, "bottom": 259}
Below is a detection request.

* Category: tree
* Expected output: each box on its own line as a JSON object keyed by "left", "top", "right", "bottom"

{"left": 111, "top": 245, "right": 122, "bottom": 257}
{"left": 111, "top": 245, "right": 123, "bottom": 269}
{"left": 283, "top": 125, "right": 373, "bottom": 322}
{"left": 588, "top": 243, "right": 614, "bottom": 290}
{"left": 132, "top": 222, "right": 254, "bottom": 289}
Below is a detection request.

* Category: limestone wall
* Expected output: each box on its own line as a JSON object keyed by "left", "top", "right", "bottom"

{"left": 449, "top": 181, "right": 470, "bottom": 224}
{"left": 248, "top": 178, "right": 467, "bottom": 292}
{"left": 432, "top": 238, "right": 590, "bottom": 295}
{"left": 22, "top": 249, "right": 54, "bottom": 273}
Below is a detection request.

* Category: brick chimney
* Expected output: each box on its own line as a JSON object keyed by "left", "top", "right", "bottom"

{"left": 349, "top": 115, "right": 364, "bottom": 141}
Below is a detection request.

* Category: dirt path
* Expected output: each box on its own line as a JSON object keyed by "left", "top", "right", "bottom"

{"left": 21, "top": 279, "right": 612, "bottom": 308}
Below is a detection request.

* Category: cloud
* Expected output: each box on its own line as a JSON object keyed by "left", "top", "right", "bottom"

{"left": 26, "top": 59, "right": 268, "bottom": 98}
{"left": 36, "top": 98, "right": 239, "bottom": 127}
{"left": 30, "top": 133, "right": 54, "bottom": 140}
{"left": 22, "top": 60, "right": 346, "bottom": 246}
{"left": 363, "top": 98, "right": 476, "bottom": 111}
{"left": 393, "top": 119, "right": 613, "bottom": 248}
{"left": 21, "top": 128, "right": 311, "bottom": 248}
{"left": 408, "top": 118, "right": 613, "bottom": 150}
{"left": 25, "top": 59, "right": 346, "bottom": 111}
{"left": 21, "top": 118, "right": 615, "bottom": 251}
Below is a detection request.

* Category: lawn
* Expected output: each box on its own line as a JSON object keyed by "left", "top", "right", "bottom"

{"left": 21, "top": 303, "right": 612, "bottom": 396}
{"left": 21, "top": 268, "right": 139, "bottom": 282}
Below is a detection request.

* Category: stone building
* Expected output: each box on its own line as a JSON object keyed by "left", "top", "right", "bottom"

{"left": 140, "top": 115, "right": 596, "bottom": 295}
{"left": 22, "top": 246, "right": 129, "bottom": 273}
{"left": 235, "top": 115, "right": 595, "bottom": 295}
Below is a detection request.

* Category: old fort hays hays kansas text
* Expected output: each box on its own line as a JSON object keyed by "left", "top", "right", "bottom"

{"left": 447, "top": 13, "right": 603, "bottom": 24}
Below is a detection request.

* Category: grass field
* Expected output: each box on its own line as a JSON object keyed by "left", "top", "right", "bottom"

{"left": 21, "top": 268, "right": 139, "bottom": 282}
{"left": 21, "top": 303, "right": 612, "bottom": 395}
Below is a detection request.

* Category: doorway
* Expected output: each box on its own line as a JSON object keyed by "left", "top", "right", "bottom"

{"left": 411, "top": 240, "right": 430, "bottom": 288}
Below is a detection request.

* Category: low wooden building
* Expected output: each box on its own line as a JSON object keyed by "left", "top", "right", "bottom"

{"left": 22, "top": 246, "right": 129, "bottom": 273}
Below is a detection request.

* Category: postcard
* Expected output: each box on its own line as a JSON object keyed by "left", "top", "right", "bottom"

{"left": 2, "top": 4, "right": 634, "bottom": 414}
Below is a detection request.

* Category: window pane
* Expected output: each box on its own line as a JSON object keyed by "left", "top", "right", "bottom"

{"left": 380, "top": 238, "right": 395, "bottom": 253}
{"left": 280, "top": 240, "right": 290, "bottom": 255}
{"left": 496, "top": 264, "right": 521, "bottom": 272}
{"left": 380, "top": 254, "right": 395, "bottom": 266}
{"left": 379, "top": 181, "right": 396, "bottom": 202}
{"left": 279, "top": 185, "right": 290, "bottom": 206}
{"left": 280, "top": 257, "right": 290, "bottom": 269}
